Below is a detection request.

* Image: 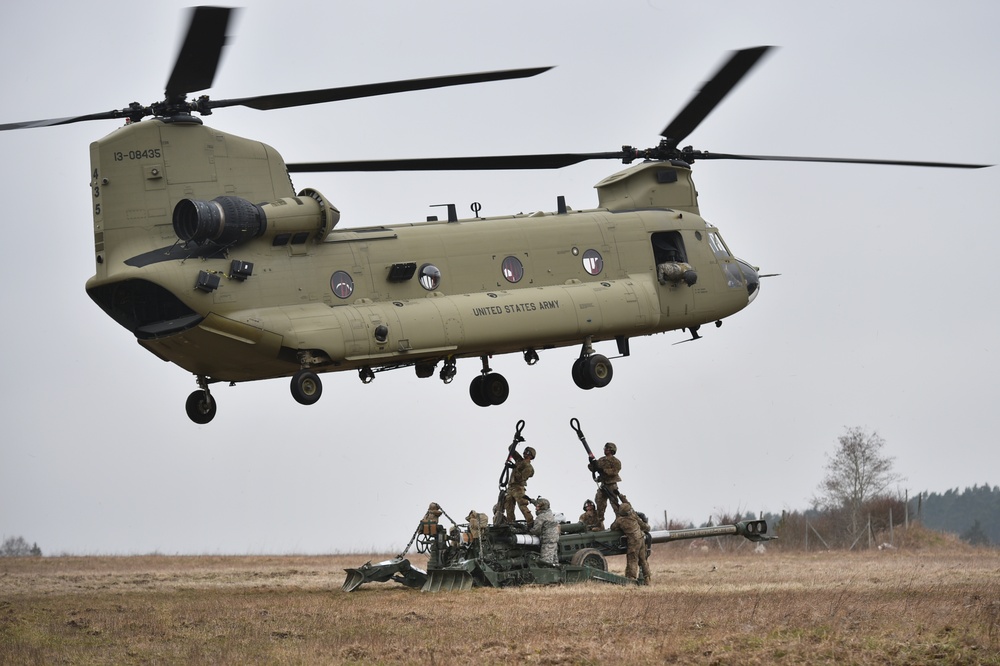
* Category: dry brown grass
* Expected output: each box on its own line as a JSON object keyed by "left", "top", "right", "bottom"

{"left": 2, "top": 546, "right": 999, "bottom": 665}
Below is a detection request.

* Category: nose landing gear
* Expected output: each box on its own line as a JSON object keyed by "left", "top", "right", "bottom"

{"left": 185, "top": 375, "right": 217, "bottom": 424}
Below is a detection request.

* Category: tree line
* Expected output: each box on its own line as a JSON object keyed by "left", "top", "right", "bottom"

{"left": 1, "top": 536, "right": 42, "bottom": 557}
{"left": 769, "top": 426, "right": 995, "bottom": 549}
{"left": 913, "top": 484, "right": 999, "bottom": 546}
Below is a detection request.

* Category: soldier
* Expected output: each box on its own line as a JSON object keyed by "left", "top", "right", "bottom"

{"left": 530, "top": 498, "right": 560, "bottom": 566}
{"left": 503, "top": 446, "right": 536, "bottom": 526}
{"left": 590, "top": 442, "right": 622, "bottom": 526}
{"left": 420, "top": 502, "right": 443, "bottom": 536}
{"left": 610, "top": 501, "right": 652, "bottom": 584}
{"left": 579, "top": 499, "right": 602, "bottom": 531}
{"left": 466, "top": 509, "right": 489, "bottom": 540}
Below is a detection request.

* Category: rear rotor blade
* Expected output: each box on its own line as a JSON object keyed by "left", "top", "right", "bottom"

{"left": 661, "top": 46, "right": 773, "bottom": 148}
{"left": 288, "top": 151, "right": 623, "bottom": 173}
{"left": 688, "top": 151, "right": 991, "bottom": 169}
{"left": 164, "top": 6, "right": 234, "bottom": 99}
{"left": 210, "top": 67, "right": 553, "bottom": 112}
{"left": 288, "top": 147, "right": 992, "bottom": 173}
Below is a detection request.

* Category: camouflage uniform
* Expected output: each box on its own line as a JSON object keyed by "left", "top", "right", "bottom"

{"left": 610, "top": 501, "right": 651, "bottom": 584}
{"left": 421, "top": 502, "right": 443, "bottom": 536}
{"left": 503, "top": 447, "right": 535, "bottom": 525}
{"left": 466, "top": 510, "right": 489, "bottom": 540}
{"left": 591, "top": 442, "right": 622, "bottom": 526}
{"left": 530, "top": 498, "right": 560, "bottom": 565}
{"left": 579, "top": 499, "right": 602, "bottom": 531}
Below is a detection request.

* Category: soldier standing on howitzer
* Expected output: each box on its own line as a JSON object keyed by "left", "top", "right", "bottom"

{"left": 590, "top": 442, "right": 622, "bottom": 529}
{"left": 610, "top": 501, "right": 652, "bottom": 584}
{"left": 530, "top": 498, "right": 560, "bottom": 565}
{"left": 579, "top": 499, "right": 602, "bottom": 531}
{"left": 503, "top": 446, "right": 536, "bottom": 527}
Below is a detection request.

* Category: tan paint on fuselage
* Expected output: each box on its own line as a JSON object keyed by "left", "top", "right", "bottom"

{"left": 87, "top": 120, "right": 752, "bottom": 384}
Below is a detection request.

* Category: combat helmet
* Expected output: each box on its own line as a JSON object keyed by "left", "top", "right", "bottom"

{"left": 604, "top": 442, "right": 617, "bottom": 454}
{"left": 524, "top": 446, "right": 537, "bottom": 458}
{"left": 535, "top": 498, "right": 550, "bottom": 511}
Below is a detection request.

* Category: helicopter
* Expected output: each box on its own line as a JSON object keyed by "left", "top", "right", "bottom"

{"left": 1, "top": 8, "right": 988, "bottom": 425}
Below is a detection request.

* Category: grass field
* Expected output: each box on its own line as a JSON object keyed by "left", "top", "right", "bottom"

{"left": 2, "top": 544, "right": 999, "bottom": 664}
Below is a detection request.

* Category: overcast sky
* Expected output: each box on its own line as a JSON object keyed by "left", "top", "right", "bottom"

{"left": 1, "top": 0, "right": 997, "bottom": 555}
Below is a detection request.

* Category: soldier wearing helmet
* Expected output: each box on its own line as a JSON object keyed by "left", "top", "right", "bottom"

{"left": 503, "top": 445, "right": 536, "bottom": 527}
{"left": 466, "top": 509, "right": 489, "bottom": 540}
{"left": 420, "top": 502, "right": 444, "bottom": 536}
{"left": 590, "top": 441, "right": 622, "bottom": 527}
{"left": 579, "top": 499, "right": 602, "bottom": 531}
{"left": 611, "top": 501, "right": 652, "bottom": 584}
{"left": 529, "top": 497, "right": 560, "bottom": 565}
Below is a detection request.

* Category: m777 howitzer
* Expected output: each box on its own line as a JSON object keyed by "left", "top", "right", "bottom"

{"left": 343, "top": 514, "right": 773, "bottom": 592}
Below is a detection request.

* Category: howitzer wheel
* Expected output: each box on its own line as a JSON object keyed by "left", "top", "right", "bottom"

{"left": 570, "top": 547, "right": 608, "bottom": 571}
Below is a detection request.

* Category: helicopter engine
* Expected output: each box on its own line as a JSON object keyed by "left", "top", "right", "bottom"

{"left": 172, "top": 188, "right": 339, "bottom": 246}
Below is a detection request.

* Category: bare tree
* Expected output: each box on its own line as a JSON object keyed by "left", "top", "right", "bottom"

{"left": 815, "top": 426, "right": 902, "bottom": 537}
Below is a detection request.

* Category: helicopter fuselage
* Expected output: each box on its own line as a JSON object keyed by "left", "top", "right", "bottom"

{"left": 84, "top": 119, "right": 759, "bottom": 419}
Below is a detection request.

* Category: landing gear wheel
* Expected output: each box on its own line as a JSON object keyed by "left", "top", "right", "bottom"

{"left": 470, "top": 373, "right": 509, "bottom": 406}
{"left": 482, "top": 373, "right": 509, "bottom": 405}
{"left": 570, "top": 547, "right": 608, "bottom": 571}
{"left": 572, "top": 357, "right": 594, "bottom": 390}
{"left": 185, "top": 390, "right": 217, "bottom": 424}
{"left": 470, "top": 375, "right": 490, "bottom": 407}
{"left": 291, "top": 369, "right": 323, "bottom": 405}
{"left": 585, "top": 354, "right": 613, "bottom": 388}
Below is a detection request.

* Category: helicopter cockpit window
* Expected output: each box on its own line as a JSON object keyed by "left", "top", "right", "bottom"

{"left": 582, "top": 249, "right": 604, "bottom": 276}
{"left": 502, "top": 256, "right": 524, "bottom": 283}
{"left": 708, "top": 232, "right": 744, "bottom": 289}
{"left": 708, "top": 232, "right": 731, "bottom": 260}
{"left": 419, "top": 263, "right": 441, "bottom": 290}
{"left": 330, "top": 270, "right": 354, "bottom": 299}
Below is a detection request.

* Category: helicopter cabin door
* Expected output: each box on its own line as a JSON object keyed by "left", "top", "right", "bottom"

{"left": 650, "top": 231, "right": 697, "bottom": 325}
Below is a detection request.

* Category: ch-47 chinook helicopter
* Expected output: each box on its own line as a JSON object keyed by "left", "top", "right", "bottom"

{"left": 2, "top": 8, "right": 988, "bottom": 424}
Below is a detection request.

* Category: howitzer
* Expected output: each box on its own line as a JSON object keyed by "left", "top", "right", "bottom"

{"left": 570, "top": 417, "right": 621, "bottom": 515}
{"left": 345, "top": 514, "right": 773, "bottom": 592}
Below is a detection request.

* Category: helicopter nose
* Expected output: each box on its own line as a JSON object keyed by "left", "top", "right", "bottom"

{"left": 737, "top": 258, "right": 760, "bottom": 303}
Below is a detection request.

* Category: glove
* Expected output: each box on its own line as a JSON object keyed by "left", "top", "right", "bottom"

{"left": 588, "top": 460, "right": 598, "bottom": 472}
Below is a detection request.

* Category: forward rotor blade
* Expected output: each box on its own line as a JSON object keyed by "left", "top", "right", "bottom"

{"left": 661, "top": 46, "right": 773, "bottom": 148}
{"left": 164, "top": 6, "right": 234, "bottom": 99}
{"left": 1, "top": 66, "right": 552, "bottom": 132}
{"left": 211, "top": 67, "right": 553, "bottom": 112}
{"left": 0, "top": 110, "right": 128, "bottom": 132}
{"left": 690, "top": 152, "right": 991, "bottom": 169}
{"left": 287, "top": 151, "right": 624, "bottom": 172}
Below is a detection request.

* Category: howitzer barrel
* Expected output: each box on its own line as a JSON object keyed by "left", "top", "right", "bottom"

{"left": 649, "top": 520, "right": 771, "bottom": 544}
